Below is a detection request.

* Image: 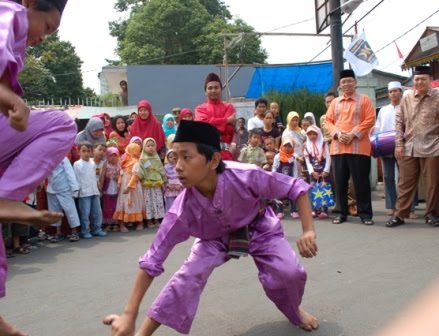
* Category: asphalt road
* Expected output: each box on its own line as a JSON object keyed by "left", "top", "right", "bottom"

{"left": 2, "top": 189, "right": 438, "bottom": 336}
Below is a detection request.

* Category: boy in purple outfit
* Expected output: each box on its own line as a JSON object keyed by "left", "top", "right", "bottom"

{"left": 0, "top": 1, "right": 74, "bottom": 334}
{"left": 105, "top": 120, "right": 319, "bottom": 335}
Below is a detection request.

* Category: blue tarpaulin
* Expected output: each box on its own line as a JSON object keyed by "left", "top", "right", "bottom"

{"left": 246, "top": 62, "right": 333, "bottom": 98}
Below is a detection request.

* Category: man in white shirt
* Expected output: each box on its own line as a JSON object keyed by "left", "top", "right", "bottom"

{"left": 374, "top": 81, "right": 402, "bottom": 218}
{"left": 247, "top": 98, "right": 267, "bottom": 131}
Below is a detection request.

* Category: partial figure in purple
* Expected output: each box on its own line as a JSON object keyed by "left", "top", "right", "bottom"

{"left": 0, "top": 1, "right": 75, "bottom": 335}
{"left": 104, "top": 120, "right": 320, "bottom": 335}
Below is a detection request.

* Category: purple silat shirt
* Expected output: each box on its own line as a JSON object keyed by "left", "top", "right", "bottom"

{"left": 0, "top": 1, "right": 29, "bottom": 298}
{"left": 0, "top": 1, "right": 28, "bottom": 96}
{"left": 139, "top": 160, "right": 310, "bottom": 277}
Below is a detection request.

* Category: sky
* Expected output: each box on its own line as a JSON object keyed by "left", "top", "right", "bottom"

{"left": 58, "top": 0, "right": 438, "bottom": 93}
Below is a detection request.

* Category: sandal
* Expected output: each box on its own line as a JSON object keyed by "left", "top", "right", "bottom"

{"left": 6, "top": 249, "right": 15, "bottom": 258}
{"left": 50, "top": 234, "right": 65, "bottom": 243}
{"left": 361, "top": 218, "right": 374, "bottom": 226}
{"left": 386, "top": 216, "right": 404, "bottom": 227}
{"left": 425, "top": 214, "right": 439, "bottom": 227}
{"left": 332, "top": 216, "right": 347, "bottom": 224}
{"left": 13, "top": 246, "right": 30, "bottom": 254}
{"left": 69, "top": 233, "right": 80, "bottom": 242}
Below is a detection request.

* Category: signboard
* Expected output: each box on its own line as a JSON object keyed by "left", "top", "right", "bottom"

{"left": 315, "top": 0, "right": 330, "bottom": 34}
{"left": 420, "top": 33, "right": 438, "bottom": 52}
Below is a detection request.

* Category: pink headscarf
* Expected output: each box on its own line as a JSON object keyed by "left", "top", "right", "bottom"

{"left": 304, "top": 125, "right": 324, "bottom": 160}
{"left": 129, "top": 100, "right": 166, "bottom": 151}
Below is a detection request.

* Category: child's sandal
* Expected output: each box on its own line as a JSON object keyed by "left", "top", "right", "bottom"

{"left": 13, "top": 246, "right": 30, "bottom": 254}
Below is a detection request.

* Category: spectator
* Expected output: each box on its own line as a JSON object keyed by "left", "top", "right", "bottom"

{"left": 195, "top": 73, "right": 236, "bottom": 160}
{"left": 325, "top": 69, "right": 375, "bottom": 225}
{"left": 247, "top": 98, "right": 268, "bottom": 131}
{"left": 387, "top": 65, "right": 439, "bottom": 227}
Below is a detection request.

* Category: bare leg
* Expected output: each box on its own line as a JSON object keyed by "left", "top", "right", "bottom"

{"left": 0, "top": 316, "right": 28, "bottom": 336}
{"left": 0, "top": 198, "right": 63, "bottom": 226}
{"left": 136, "top": 317, "right": 161, "bottom": 336}
{"left": 298, "top": 308, "right": 319, "bottom": 331}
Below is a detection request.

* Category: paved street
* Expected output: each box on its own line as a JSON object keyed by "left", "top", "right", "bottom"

{"left": 2, "top": 188, "right": 438, "bottom": 336}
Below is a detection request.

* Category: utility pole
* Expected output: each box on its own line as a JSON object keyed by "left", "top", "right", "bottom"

{"left": 329, "top": 0, "right": 344, "bottom": 92}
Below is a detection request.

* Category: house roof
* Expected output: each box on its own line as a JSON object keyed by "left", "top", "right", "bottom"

{"left": 402, "top": 26, "right": 439, "bottom": 69}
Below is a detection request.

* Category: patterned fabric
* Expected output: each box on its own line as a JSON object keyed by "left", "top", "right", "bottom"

{"left": 164, "top": 163, "right": 183, "bottom": 198}
{"left": 144, "top": 186, "right": 165, "bottom": 220}
{"left": 396, "top": 88, "right": 439, "bottom": 157}
{"left": 113, "top": 162, "right": 144, "bottom": 223}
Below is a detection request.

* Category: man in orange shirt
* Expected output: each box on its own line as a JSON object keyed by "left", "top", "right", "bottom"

{"left": 325, "top": 69, "right": 376, "bottom": 225}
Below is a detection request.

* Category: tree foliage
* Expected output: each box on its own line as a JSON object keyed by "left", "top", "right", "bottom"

{"left": 109, "top": 0, "right": 266, "bottom": 65}
{"left": 26, "top": 33, "right": 84, "bottom": 101}
{"left": 20, "top": 54, "right": 54, "bottom": 103}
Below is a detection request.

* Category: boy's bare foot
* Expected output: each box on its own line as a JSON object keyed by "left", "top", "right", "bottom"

{"left": 0, "top": 316, "right": 28, "bottom": 336}
{"left": 298, "top": 308, "right": 319, "bottom": 331}
{"left": 409, "top": 212, "right": 418, "bottom": 219}
{"left": 0, "top": 198, "right": 63, "bottom": 227}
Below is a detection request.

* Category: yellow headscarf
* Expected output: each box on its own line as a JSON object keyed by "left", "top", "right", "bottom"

{"left": 286, "top": 111, "right": 302, "bottom": 132}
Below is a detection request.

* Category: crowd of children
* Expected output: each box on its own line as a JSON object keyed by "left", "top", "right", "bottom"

{"left": 236, "top": 99, "right": 331, "bottom": 220}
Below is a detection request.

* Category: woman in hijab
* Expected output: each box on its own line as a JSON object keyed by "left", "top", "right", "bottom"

{"left": 75, "top": 117, "right": 106, "bottom": 148}
{"left": 129, "top": 100, "right": 166, "bottom": 158}
{"left": 92, "top": 112, "right": 112, "bottom": 139}
{"left": 108, "top": 115, "right": 129, "bottom": 155}
{"left": 161, "top": 114, "right": 177, "bottom": 139}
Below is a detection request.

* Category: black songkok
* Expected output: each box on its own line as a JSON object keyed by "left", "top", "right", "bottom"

{"left": 340, "top": 69, "right": 356, "bottom": 80}
{"left": 414, "top": 65, "right": 432, "bottom": 76}
{"left": 174, "top": 120, "right": 221, "bottom": 151}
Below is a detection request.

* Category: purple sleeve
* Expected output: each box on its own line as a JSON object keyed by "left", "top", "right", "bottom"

{"left": 0, "top": 3, "right": 27, "bottom": 95}
{"left": 139, "top": 212, "right": 191, "bottom": 277}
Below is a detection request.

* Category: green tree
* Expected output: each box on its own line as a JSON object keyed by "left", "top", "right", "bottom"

{"left": 28, "top": 33, "right": 84, "bottom": 101}
{"left": 20, "top": 54, "right": 54, "bottom": 104}
{"left": 109, "top": 0, "right": 266, "bottom": 65}
{"left": 196, "top": 17, "right": 267, "bottom": 64}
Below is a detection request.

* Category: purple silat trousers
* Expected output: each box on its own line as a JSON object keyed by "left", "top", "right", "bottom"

{"left": 147, "top": 214, "right": 307, "bottom": 334}
{"left": 0, "top": 109, "right": 76, "bottom": 297}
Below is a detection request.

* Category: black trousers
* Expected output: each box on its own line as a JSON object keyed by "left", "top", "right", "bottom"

{"left": 333, "top": 154, "right": 373, "bottom": 219}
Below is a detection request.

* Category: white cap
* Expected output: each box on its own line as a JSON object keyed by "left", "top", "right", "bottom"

{"left": 388, "top": 81, "right": 402, "bottom": 91}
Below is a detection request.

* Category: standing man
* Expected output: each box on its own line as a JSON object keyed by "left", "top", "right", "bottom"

{"left": 195, "top": 73, "right": 236, "bottom": 160}
{"left": 247, "top": 98, "right": 268, "bottom": 131}
{"left": 326, "top": 69, "right": 375, "bottom": 225}
{"left": 387, "top": 65, "right": 439, "bottom": 227}
{"left": 374, "top": 81, "right": 402, "bottom": 216}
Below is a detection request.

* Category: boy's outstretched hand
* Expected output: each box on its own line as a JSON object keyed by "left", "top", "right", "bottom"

{"left": 103, "top": 314, "right": 135, "bottom": 336}
{"left": 297, "top": 230, "right": 318, "bottom": 258}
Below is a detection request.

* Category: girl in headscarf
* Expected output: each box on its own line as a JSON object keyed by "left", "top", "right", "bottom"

{"left": 178, "top": 108, "right": 193, "bottom": 124}
{"left": 304, "top": 126, "right": 331, "bottom": 219}
{"left": 129, "top": 100, "right": 166, "bottom": 158}
{"left": 113, "top": 143, "right": 144, "bottom": 232}
{"left": 161, "top": 114, "right": 177, "bottom": 138}
{"left": 92, "top": 112, "right": 112, "bottom": 139}
{"left": 139, "top": 138, "right": 167, "bottom": 228}
{"left": 163, "top": 149, "right": 183, "bottom": 212}
{"left": 75, "top": 117, "right": 106, "bottom": 148}
{"left": 108, "top": 115, "right": 129, "bottom": 155}
{"left": 282, "top": 111, "right": 306, "bottom": 176}
{"left": 272, "top": 138, "right": 300, "bottom": 219}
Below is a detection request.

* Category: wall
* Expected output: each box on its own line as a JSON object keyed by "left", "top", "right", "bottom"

{"left": 126, "top": 65, "right": 254, "bottom": 114}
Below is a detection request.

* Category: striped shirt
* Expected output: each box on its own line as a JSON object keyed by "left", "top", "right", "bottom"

{"left": 325, "top": 92, "right": 375, "bottom": 156}
{"left": 396, "top": 88, "right": 439, "bottom": 157}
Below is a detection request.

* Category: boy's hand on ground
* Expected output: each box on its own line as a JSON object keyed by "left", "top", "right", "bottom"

{"left": 297, "top": 230, "right": 318, "bottom": 258}
{"left": 103, "top": 314, "right": 135, "bottom": 336}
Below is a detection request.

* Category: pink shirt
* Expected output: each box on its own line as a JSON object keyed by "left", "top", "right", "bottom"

{"left": 139, "top": 161, "right": 309, "bottom": 277}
